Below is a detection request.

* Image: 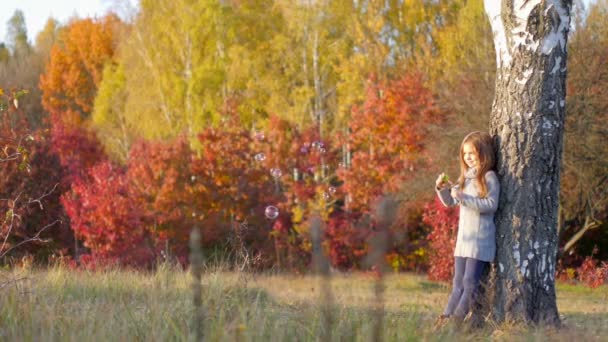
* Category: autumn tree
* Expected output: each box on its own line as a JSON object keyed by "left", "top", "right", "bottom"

{"left": 484, "top": 0, "right": 572, "bottom": 324}
{"left": 127, "top": 137, "right": 194, "bottom": 262}
{"left": 559, "top": 0, "right": 608, "bottom": 260}
{"left": 111, "top": 0, "right": 237, "bottom": 141}
{"left": 423, "top": 0, "right": 495, "bottom": 179}
{"left": 6, "top": 10, "right": 30, "bottom": 57}
{"left": 39, "top": 15, "right": 121, "bottom": 177}
{"left": 40, "top": 14, "right": 120, "bottom": 123}
{"left": 341, "top": 73, "right": 441, "bottom": 212}
{"left": 92, "top": 63, "right": 133, "bottom": 161}
{"left": 0, "top": 11, "right": 50, "bottom": 129}
{"left": 62, "top": 161, "right": 154, "bottom": 267}
{"left": 0, "top": 88, "right": 70, "bottom": 260}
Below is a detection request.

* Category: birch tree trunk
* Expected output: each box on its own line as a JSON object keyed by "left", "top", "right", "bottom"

{"left": 483, "top": 0, "right": 572, "bottom": 325}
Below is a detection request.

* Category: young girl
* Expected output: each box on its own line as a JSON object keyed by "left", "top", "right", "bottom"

{"left": 434, "top": 131, "right": 500, "bottom": 324}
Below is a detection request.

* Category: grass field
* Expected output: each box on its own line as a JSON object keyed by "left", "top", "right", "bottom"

{"left": 1, "top": 264, "right": 607, "bottom": 341}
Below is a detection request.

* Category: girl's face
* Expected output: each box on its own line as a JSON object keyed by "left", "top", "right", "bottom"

{"left": 462, "top": 142, "right": 480, "bottom": 169}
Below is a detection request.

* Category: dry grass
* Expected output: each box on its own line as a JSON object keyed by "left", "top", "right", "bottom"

{"left": 0, "top": 264, "right": 606, "bottom": 341}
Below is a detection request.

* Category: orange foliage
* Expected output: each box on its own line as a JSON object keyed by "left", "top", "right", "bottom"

{"left": 341, "top": 73, "right": 442, "bottom": 212}
{"left": 39, "top": 14, "right": 121, "bottom": 124}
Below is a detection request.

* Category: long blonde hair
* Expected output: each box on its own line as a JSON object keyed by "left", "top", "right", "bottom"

{"left": 457, "top": 131, "right": 496, "bottom": 198}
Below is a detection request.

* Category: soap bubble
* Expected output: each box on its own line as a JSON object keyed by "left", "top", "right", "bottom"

{"left": 312, "top": 141, "right": 324, "bottom": 150}
{"left": 300, "top": 146, "right": 309, "bottom": 154}
{"left": 270, "top": 168, "right": 282, "bottom": 179}
{"left": 323, "top": 192, "right": 330, "bottom": 200}
{"left": 253, "top": 131, "right": 265, "bottom": 141}
{"left": 328, "top": 186, "right": 336, "bottom": 195}
{"left": 265, "top": 205, "right": 279, "bottom": 219}
{"left": 254, "top": 153, "right": 266, "bottom": 162}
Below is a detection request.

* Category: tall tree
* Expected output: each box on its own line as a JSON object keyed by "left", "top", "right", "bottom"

{"left": 1, "top": 12, "right": 48, "bottom": 129}
{"left": 559, "top": 0, "right": 608, "bottom": 257}
{"left": 484, "top": 0, "right": 572, "bottom": 324}
{"left": 6, "top": 10, "right": 30, "bottom": 57}
{"left": 40, "top": 14, "right": 120, "bottom": 123}
{"left": 118, "top": 0, "right": 231, "bottom": 141}
{"left": 39, "top": 15, "right": 120, "bottom": 178}
{"left": 35, "top": 18, "right": 60, "bottom": 60}
{"left": 92, "top": 63, "right": 132, "bottom": 161}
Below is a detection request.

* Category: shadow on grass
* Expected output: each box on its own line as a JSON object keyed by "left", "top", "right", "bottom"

{"left": 418, "top": 280, "right": 445, "bottom": 291}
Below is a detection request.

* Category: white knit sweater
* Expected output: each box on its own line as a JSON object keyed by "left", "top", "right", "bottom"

{"left": 436, "top": 168, "right": 500, "bottom": 262}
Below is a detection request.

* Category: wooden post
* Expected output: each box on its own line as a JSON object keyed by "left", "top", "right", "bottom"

{"left": 311, "top": 215, "right": 333, "bottom": 342}
{"left": 189, "top": 226, "right": 204, "bottom": 341}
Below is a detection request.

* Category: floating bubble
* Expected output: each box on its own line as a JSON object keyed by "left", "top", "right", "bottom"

{"left": 306, "top": 166, "right": 315, "bottom": 174}
{"left": 265, "top": 205, "right": 279, "bottom": 219}
{"left": 191, "top": 175, "right": 196, "bottom": 182}
{"left": 311, "top": 141, "right": 324, "bottom": 150}
{"left": 338, "top": 162, "right": 346, "bottom": 169}
{"left": 323, "top": 192, "right": 331, "bottom": 200}
{"left": 254, "top": 132, "right": 265, "bottom": 141}
{"left": 319, "top": 147, "right": 326, "bottom": 154}
{"left": 270, "top": 168, "right": 282, "bottom": 179}
{"left": 254, "top": 153, "right": 266, "bottom": 162}
{"left": 300, "top": 146, "right": 309, "bottom": 154}
{"left": 328, "top": 186, "right": 336, "bottom": 195}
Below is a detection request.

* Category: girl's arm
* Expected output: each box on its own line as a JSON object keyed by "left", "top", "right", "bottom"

{"left": 459, "top": 171, "right": 500, "bottom": 214}
{"left": 436, "top": 185, "right": 458, "bottom": 207}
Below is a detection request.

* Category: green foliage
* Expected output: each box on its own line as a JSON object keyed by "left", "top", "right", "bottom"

{"left": 117, "top": 0, "right": 233, "bottom": 140}
{"left": 92, "top": 63, "right": 132, "bottom": 161}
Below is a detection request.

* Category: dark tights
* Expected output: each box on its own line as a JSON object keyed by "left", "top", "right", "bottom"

{"left": 443, "top": 257, "right": 487, "bottom": 318}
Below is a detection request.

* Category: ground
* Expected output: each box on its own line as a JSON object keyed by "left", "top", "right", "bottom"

{"left": 0, "top": 264, "right": 606, "bottom": 341}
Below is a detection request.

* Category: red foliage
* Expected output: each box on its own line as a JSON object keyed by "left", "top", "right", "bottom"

{"left": 50, "top": 121, "right": 106, "bottom": 182}
{"left": 261, "top": 119, "right": 344, "bottom": 270}
{"left": 62, "top": 161, "right": 154, "bottom": 267}
{"left": 191, "top": 116, "right": 280, "bottom": 266}
{"left": 576, "top": 256, "right": 608, "bottom": 288}
{"left": 0, "top": 89, "right": 71, "bottom": 259}
{"left": 340, "top": 73, "right": 442, "bottom": 212}
{"left": 325, "top": 212, "right": 370, "bottom": 269}
{"left": 127, "top": 137, "right": 194, "bottom": 262}
{"left": 39, "top": 16, "right": 118, "bottom": 183}
{"left": 422, "top": 197, "right": 459, "bottom": 281}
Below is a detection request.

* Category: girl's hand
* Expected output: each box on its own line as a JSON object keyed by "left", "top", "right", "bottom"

{"left": 451, "top": 187, "right": 463, "bottom": 200}
{"left": 435, "top": 173, "right": 449, "bottom": 189}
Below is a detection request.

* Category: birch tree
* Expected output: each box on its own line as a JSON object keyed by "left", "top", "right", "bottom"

{"left": 484, "top": 0, "right": 572, "bottom": 324}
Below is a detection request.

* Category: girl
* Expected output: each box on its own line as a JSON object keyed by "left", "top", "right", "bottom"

{"left": 434, "top": 131, "right": 500, "bottom": 324}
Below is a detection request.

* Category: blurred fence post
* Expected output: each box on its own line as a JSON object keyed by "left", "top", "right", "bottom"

{"left": 369, "top": 196, "right": 397, "bottom": 342}
{"left": 190, "top": 226, "right": 204, "bottom": 342}
{"left": 311, "top": 214, "right": 333, "bottom": 342}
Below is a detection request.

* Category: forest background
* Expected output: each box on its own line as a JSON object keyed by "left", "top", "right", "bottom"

{"left": 1, "top": 0, "right": 606, "bottom": 286}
